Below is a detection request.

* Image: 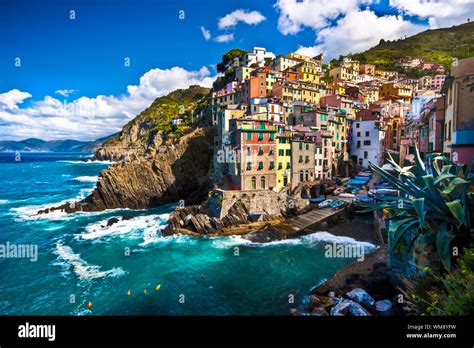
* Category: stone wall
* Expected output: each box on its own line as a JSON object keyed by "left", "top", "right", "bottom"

{"left": 209, "top": 188, "right": 286, "bottom": 219}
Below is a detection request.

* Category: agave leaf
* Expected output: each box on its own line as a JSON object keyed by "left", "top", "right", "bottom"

{"left": 436, "top": 221, "right": 454, "bottom": 269}
{"left": 389, "top": 218, "right": 419, "bottom": 251}
{"left": 442, "top": 177, "right": 469, "bottom": 195}
{"left": 434, "top": 173, "right": 457, "bottom": 185}
{"left": 446, "top": 200, "right": 467, "bottom": 227}
{"left": 412, "top": 198, "right": 426, "bottom": 229}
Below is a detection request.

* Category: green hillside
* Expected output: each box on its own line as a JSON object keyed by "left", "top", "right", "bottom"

{"left": 106, "top": 85, "right": 211, "bottom": 146}
{"left": 351, "top": 21, "right": 474, "bottom": 70}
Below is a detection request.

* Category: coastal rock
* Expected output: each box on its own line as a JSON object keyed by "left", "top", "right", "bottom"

{"left": 348, "top": 302, "right": 371, "bottom": 316}
{"left": 106, "top": 217, "right": 120, "bottom": 227}
{"left": 312, "top": 307, "right": 329, "bottom": 316}
{"left": 330, "top": 299, "right": 352, "bottom": 316}
{"left": 375, "top": 300, "right": 393, "bottom": 315}
{"left": 39, "top": 127, "right": 214, "bottom": 215}
{"left": 346, "top": 288, "right": 375, "bottom": 307}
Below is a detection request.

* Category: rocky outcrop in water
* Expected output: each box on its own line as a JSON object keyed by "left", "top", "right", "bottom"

{"left": 162, "top": 199, "right": 272, "bottom": 236}
{"left": 38, "top": 127, "right": 214, "bottom": 214}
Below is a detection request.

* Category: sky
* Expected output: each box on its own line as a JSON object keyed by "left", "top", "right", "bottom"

{"left": 0, "top": 0, "right": 473, "bottom": 141}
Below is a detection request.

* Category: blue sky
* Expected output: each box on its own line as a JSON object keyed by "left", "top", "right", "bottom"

{"left": 0, "top": 0, "right": 472, "bottom": 141}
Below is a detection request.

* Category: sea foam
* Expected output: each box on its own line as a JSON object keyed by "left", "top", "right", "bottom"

{"left": 53, "top": 241, "right": 126, "bottom": 280}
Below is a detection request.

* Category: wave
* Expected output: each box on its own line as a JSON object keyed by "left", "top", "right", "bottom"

{"left": 58, "top": 160, "right": 115, "bottom": 165}
{"left": 300, "top": 232, "right": 377, "bottom": 249}
{"left": 0, "top": 199, "right": 9, "bottom": 204}
{"left": 11, "top": 188, "right": 95, "bottom": 221}
{"left": 53, "top": 241, "right": 126, "bottom": 280}
{"left": 73, "top": 176, "right": 99, "bottom": 183}
{"left": 211, "top": 231, "right": 377, "bottom": 250}
{"left": 78, "top": 213, "right": 170, "bottom": 243}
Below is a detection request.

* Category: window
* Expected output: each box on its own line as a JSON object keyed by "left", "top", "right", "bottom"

{"left": 299, "top": 142, "right": 303, "bottom": 150}
{"left": 247, "top": 147, "right": 251, "bottom": 156}
{"left": 261, "top": 176, "right": 266, "bottom": 189}
{"left": 247, "top": 132, "right": 252, "bottom": 141}
{"left": 270, "top": 133, "right": 274, "bottom": 141}
{"left": 365, "top": 131, "right": 370, "bottom": 137}
{"left": 299, "top": 155, "right": 303, "bottom": 163}
{"left": 305, "top": 155, "right": 309, "bottom": 163}
{"left": 247, "top": 162, "right": 252, "bottom": 170}
{"left": 278, "top": 162, "right": 283, "bottom": 170}
{"left": 286, "top": 162, "right": 291, "bottom": 169}
{"left": 269, "top": 162, "right": 275, "bottom": 169}
{"left": 286, "top": 149, "right": 291, "bottom": 156}
{"left": 357, "top": 132, "right": 360, "bottom": 137}
{"left": 258, "top": 146, "right": 264, "bottom": 155}
{"left": 251, "top": 177, "right": 257, "bottom": 189}
{"left": 363, "top": 140, "right": 371, "bottom": 146}
{"left": 258, "top": 133, "right": 264, "bottom": 141}
{"left": 300, "top": 171, "right": 304, "bottom": 182}
{"left": 278, "top": 149, "right": 284, "bottom": 156}
{"left": 258, "top": 162, "right": 264, "bottom": 170}
{"left": 357, "top": 141, "right": 361, "bottom": 148}
{"left": 364, "top": 151, "right": 368, "bottom": 159}
{"left": 305, "top": 143, "right": 309, "bottom": 150}
{"left": 448, "top": 121, "right": 452, "bottom": 140}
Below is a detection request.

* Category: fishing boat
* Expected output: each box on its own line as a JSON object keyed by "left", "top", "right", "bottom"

{"left": 309, "top": 196, "right": 326, "bottom": 204}
{"left": 318, "top": 199, "right": 333, "bottom": 209}
{"left": 330, "top": 200, "right": 346, "bottom": 210}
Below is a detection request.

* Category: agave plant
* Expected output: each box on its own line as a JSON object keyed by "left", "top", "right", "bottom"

{"left": 360, "top": 146, "right": 473, "bottom": 270}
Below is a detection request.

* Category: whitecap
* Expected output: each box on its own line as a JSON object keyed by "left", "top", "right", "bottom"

{"left": 300, "top": 231, "right": 377, "bottom": 249}
{"left": 0, "top": 199, "right": 9, "bottom": 204}
{"left": 53, "top": 241, "right": 126, "bottom": 280}
{"left": 72, "top": 176, "right": 99, "bottom": 183}
{"left": 58, "top": 160, "right": 115, "bottom": 165}
{"left": 78, "top": 213, "right": 170, "bottom": 242}
{"left": 211, "top": 231, "right": 377, "bottom": 249}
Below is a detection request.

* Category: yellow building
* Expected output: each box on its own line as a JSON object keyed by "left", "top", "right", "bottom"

{"left": 273, "top": 81, "right": 321, "bottom": 104}
{"left": 295, "top": 62, "right": 320, "bottom": 84}
{"left": 275, "top": 130, "right": 292, "bottom": 191}
{"left": 379, "top": 82, "right": 412, "bottom": 101}
{"left": 235, "top": 66, "right": 255, "bottom": 82}
{"left": 329, "top": 66, "right": 359, "bottom": 83}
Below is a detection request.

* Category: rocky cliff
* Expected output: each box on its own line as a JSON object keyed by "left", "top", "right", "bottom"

{"left": 39, "top": 86, "right": 214, "bottom": 214}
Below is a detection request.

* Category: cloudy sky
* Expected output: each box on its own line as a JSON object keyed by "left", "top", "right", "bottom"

{"left": 0, "top": 0, "right": 472, "bottom": 141}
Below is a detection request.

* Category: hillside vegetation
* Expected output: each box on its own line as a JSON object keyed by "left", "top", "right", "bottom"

{"left": 351, "top": 21, "right": 474, "bottom": 70}
{"left": 105, "top": 85, "right": 211, "bottom": 147}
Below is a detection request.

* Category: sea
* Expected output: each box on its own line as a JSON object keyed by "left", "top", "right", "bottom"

{"left": 0, "top": 152, "right": 377, "bottom": 315}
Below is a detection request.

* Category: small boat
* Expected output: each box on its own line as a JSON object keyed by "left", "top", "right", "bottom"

{"left": 330, "top": 200, "right": 346, "bottom": 209}
{"left": 333, "top": 187, "right": 344, "bottom": 195}
{"left": 345, "top": 187, "right": 360, "bottom": 194}
{"left": 356, "top": 172, "right": 371, "bottom": 177}
{"left": 339, "top": 193, "right": 355, "bottom": 198}
{"left": 318, "top": 199, "right": 333, "bottom": 209}
{"left": 325, "top": 186, "right": 336, "bottom": 195}
{"left": 355, "top": 195, "right": 372, "bottom": 202}
{"left": 309, "top": 197, "right": 326, "bottom": 204}
{"left": 368, "top": 189, "right": 398, "bottom": 197}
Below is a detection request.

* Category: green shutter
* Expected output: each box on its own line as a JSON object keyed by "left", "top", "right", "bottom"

{"left": 247, "top": 132, "right": 252, "bottom": 140}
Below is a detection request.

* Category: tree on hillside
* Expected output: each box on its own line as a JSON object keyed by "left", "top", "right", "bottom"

{"left": 216, "top": 49, "right": 248, "bottom": 73}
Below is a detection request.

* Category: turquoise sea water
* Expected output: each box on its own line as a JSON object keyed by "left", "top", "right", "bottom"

{"left": 0, "top": 153, "right": 376, "bottom": 315}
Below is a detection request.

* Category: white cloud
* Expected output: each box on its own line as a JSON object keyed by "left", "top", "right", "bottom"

{"left": 390, "top": 0, "right": 474, "bottom": 28}
{"left": 55, "top": 89, "right": 79, "bottom": 97}
{"left": 296, "top": 10, "right": 426, "bottom": 59}
{"left": 218, "top": 9, "right": 266, "bottom": 29}
{"left": 214, "top": 33, "right": 235, "bottom": 43}
{"left": 0, "top": 67, "right": 217, "bottom": 141}
{"left": 0, "top": 89, "right": 32, "bottom": 109}
{"left": 200, "top": 26, "right": 211, "bottom": 41}
{"left": 274, "top": 0, "right": 375, "bottom": 35}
